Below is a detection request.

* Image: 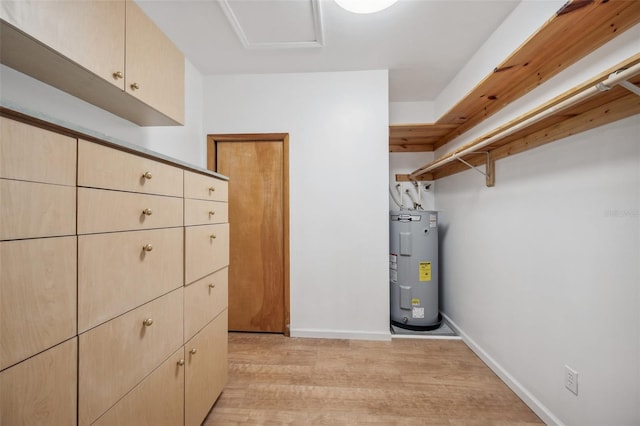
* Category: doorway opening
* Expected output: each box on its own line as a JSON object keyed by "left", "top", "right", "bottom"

{"left": 207, "top": 134, "right": 290, "bottom": 336}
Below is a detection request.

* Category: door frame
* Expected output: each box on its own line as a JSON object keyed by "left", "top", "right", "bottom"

{"left": 207, "top": 133, "right": 290, "bottom": 336}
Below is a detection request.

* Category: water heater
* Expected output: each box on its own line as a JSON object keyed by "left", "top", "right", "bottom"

{"left": 389, "top": 211, "right": 440, "bottom": 330}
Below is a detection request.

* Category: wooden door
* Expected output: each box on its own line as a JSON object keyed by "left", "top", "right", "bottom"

{"left": 215, "top": 139, "right": 287, "bottom": 333}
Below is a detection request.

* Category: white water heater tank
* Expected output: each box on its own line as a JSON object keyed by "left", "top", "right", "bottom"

{"left": 389, "top": 210, "right": 440, "bottom": 330}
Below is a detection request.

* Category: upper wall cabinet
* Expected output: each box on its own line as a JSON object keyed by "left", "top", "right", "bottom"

{"left": 0, "top": 0, "right": 185, "bottom": 126}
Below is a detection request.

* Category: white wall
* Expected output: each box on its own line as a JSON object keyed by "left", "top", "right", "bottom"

{"left": 436, "top": 116, "right": 639, "bottom": 425}
{"left": 0, "top": 60, "right": 206, "bottom": 167}
{"left": 432, "top": 5, "right": 640, "bottom": 423}
{"left": 203, "top": 70, "right": 391, "bottom": 340}
{"left": 389, "top": 152, "right": 435, "bottom": 211}
{"left": 389, "top": 101, "right": 435, "bottom": 124}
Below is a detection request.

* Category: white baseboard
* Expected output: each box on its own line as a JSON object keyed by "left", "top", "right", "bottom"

{"left": 441, "top": 312, "right": 564, "bottom": 426}
{"left": 290, "top": 328, "right": 392, "bottom": 341}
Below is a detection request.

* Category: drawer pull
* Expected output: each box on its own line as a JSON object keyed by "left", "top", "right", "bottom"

{"left": 210, "top": 234, "right": 217, "bottom": 240}
{"left": 209, "top": 210, "right": 216, "bottom": 216}
{"left": 143, "top": 244, "right": 153, "bottom": 252}
{"left": 208, "top": 283, "right": 216, "bottom": 289}
{"left": 112, "top": 71, "right": 124, "bottom": 79}
{"left": 189, "top": 348, "right": 197, "bottom": 355}
{"left": 142, "top": 318, "right": 154, "bottom": 327}
{"left": 130, "top": 82, "right": 140, "bottom": 90}
{"left": 177, "top": 359, "right": 185, "bottom": 366}
{"left": 142, "top": 171, "right": 153, "bottom": 180}
{"left": 142, "top": 208, "right": 153, "bottom": 216}
{"left": 209, "top": 186, "right": 216, "bottom": 193}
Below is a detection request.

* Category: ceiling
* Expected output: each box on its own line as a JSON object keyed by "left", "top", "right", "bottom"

{"left": 136, "top": 0, "right": 520, "bottom": 102}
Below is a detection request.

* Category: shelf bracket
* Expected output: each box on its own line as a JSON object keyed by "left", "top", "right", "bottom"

{"left": 453, "top": 151, "right": 495, "bottom": 187}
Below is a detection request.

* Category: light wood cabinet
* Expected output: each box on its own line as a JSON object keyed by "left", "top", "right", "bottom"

{"left": 184, "top": 268, "right": 229, "bottom": 342}
{"left": 0, "top": 179, "right": 76, "bottom": 240}
{"left": 185, "top": 223, "right": 230, "bottom": 284}
{"left": 0, "top": 114, "right": 228, "bottom": 426}
{"left": 0, "top": 116, "right": 76, "bottom": 185}
{"left": 0, "top": 237, "right": 77, "bottom": 370}
{"left": 184, "top": 199, "right": 229, "bottom": 226}
{"left": 0, "top": 338, "right": 78, "bottom": 426}
{"left": 0, "top": 0, "right": 125, "bottom": 90}
{"left": 0, "top": 0, "right": 184, "bottom": 125}
{"left": 125, "top": 0, "right": 184, "bottom": 125}
{"left": 185, "top": 312, "right": 228, "bottom": 426}
{"left": 92, "top": 348, "right": 185, "bottom": 426}
{"left": 79, "top": 288, "right": 184, "bottom": 426}
{"left": 77, "top": 187, "right": 183, "bottom": 234}
{"left": 78, "top": 139, "right": 183, "bottom": 197}
{"left": 78, "top": 228, "right": 184, "bottom": 332}
{"left": 184, "top": 170, "right": 229, "bottom": 201}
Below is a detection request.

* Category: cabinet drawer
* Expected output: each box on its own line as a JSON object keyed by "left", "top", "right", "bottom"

{"left": 0, "top": 179, "right": 76, "bottom": 240}
{"left": 92, "top": 347, "right": 185, "bottom": 426}
{"left": 79, "top": 288, "right": 183, "bottom": 426}
{"left": 78, "top": 228, "right": 183, "bottom": 333}
{"left": 184, "top": 223, "right": 230, "bottom": 284}
{"left": 1, "top": 237, "right": 76, "bottom": 370}
{"left": 77, "top": 187, "right": 182, "bottom": 234}
{"left": 184, "top": 268, "right": 228, "bottom": 342}
{"left": 184, "top": 170, "right": 228, "bottom": 202}
{"left": 185, "top": 311, "right": 228, "bottom": 426}
{"left": 1, "top": 338, "right": 77, "bottom": 426}
{"left": 184, "top": 198, "right": 228, "bottom": 226}
{"left": 0, "top": 117, "right": 76, "bottom": 185}
{"left": 78, "top": 140, "right": 183, "bottom": 197}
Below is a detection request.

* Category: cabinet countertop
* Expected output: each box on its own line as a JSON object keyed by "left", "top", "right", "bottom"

{"left": 1, "top": 100, "right": 228, "bottom": 181}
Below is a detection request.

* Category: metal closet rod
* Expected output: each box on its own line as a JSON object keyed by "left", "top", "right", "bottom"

{"left": 409, "top": 61, "right": 640, "bottom": 180}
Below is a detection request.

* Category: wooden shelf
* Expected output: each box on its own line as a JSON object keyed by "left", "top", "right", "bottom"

{"left": 389, "top": 0, "right": 640, "bottom": 153}
{"left": 403, "top": 54, "right": 640, "bottom": 184}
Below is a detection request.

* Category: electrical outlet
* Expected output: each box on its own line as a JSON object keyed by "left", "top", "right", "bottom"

{"left": 565, "top": 365, "right": 578, "bottom": 395}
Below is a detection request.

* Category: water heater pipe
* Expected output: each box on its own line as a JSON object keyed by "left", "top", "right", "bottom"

{"left": 409, "top": 62, "right": 640, "bottom": 179}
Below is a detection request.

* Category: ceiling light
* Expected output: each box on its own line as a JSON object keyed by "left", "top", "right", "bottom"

{"left": 334, "top": 0, "right": 399, "bottom": 14}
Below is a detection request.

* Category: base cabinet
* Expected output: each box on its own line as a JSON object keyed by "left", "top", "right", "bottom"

{"left": 0, "top": 115, "right": 228, "bottom": 426}
{"left": 0, "top": 338, "right": 77, "bottom": 426}
{"left": 185, "top": 312, "right": 229, "bottom": 426}
{"left": 92, "top": 348, "right": 185, "bottom": 426}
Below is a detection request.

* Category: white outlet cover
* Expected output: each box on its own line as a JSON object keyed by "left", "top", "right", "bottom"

{"left": 565, "top": 365, "right": 578, "bottom": 395}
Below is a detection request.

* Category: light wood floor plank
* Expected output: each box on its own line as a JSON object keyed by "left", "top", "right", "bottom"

{"left": 204, "top": 333, "right": 542, "bottom": 425}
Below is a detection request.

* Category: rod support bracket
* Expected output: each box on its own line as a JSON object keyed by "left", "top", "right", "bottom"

{"left": 454, "top": 151, "right": 495, "bottom": 187}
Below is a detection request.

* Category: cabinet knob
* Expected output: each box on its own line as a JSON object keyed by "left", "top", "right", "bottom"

{"left": 112, "top": 71, "right": 124, "bottom": 80}
{"left": 130, "top": 82, "right": 140, "bottom": 90}
{"left": 142, "top": 208, "right": 153, "bottom": 216}
{"left": 177, "top": 359, "right": 185, "bottom": 366}
{"left": 190, "top": 348, "right": 197, "bottom": 355}
{"left": 208, "top": 283, "right": 216, "bottom": 289}
{"left": 142, "top": 171, "right": 153, "bottom": 180}
{"left": 143, "top": 318, "right": 154, "bottom": 327}
{"left": 209, "top": 186, "right": 216, "bottom": 193}
{"left": 209, "top": 210, "right": 216, "bottom": 216}
{"left": 143, "top": 244, "right": 153, "bottom": 252}
{"left": 210, "top": 234, "right": 217, "bottom": 240}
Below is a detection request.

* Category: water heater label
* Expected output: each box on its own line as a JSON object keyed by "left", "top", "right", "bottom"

{"left": 412, "top": 307, "right": 425, "bottom": 319}
{"left": 411, "top": 298, "right": 420, "bottom": 306}
{"left": 419, "top": 261, "right": 432, "bottom": 281}
{"left": 390, "top": 269, "right": 398, "bottom": 283}
{"left": 429, "top": 214, "right": 437, "bottom": 228}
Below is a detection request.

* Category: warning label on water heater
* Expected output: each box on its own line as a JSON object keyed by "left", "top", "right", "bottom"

{"left": 412, "top": 307, "right": 425, "bottom": 319}
{"left": 419, "top": 262, "right": 432, "bottom": 281}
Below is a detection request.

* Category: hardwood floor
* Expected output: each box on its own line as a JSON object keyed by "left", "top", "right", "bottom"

{"left": 204, "top": 333, "right": 543, "bottom": 425}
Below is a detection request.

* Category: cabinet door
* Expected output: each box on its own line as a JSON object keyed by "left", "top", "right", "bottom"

{"left": 78, "top": 228, "right": 183, "bottom": 332}
{"left": 185, "top": 311, "right": 228, "bottom": 426}
{"left": 0, "top": 338, "right": 77, "bottom": 426}
{"left": 78, "top": 288, "right": 183, "bottom": 426}
{"left": 1, "top": 237, "right": 77, "bottom": 370}
{"left": 184, "top": 223, "right": 230, "bottom": 284}
{"left": 125, "top": 0, "right": 184, "bottom": 124}
{"left": 0, "top": 0, "right": 125, "bottom": 89}
{"left": 92, "top": 348, "right": 185, "bottom": 426}
{"left": 184, "top": 268, "right": 228, "bottom": 342}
